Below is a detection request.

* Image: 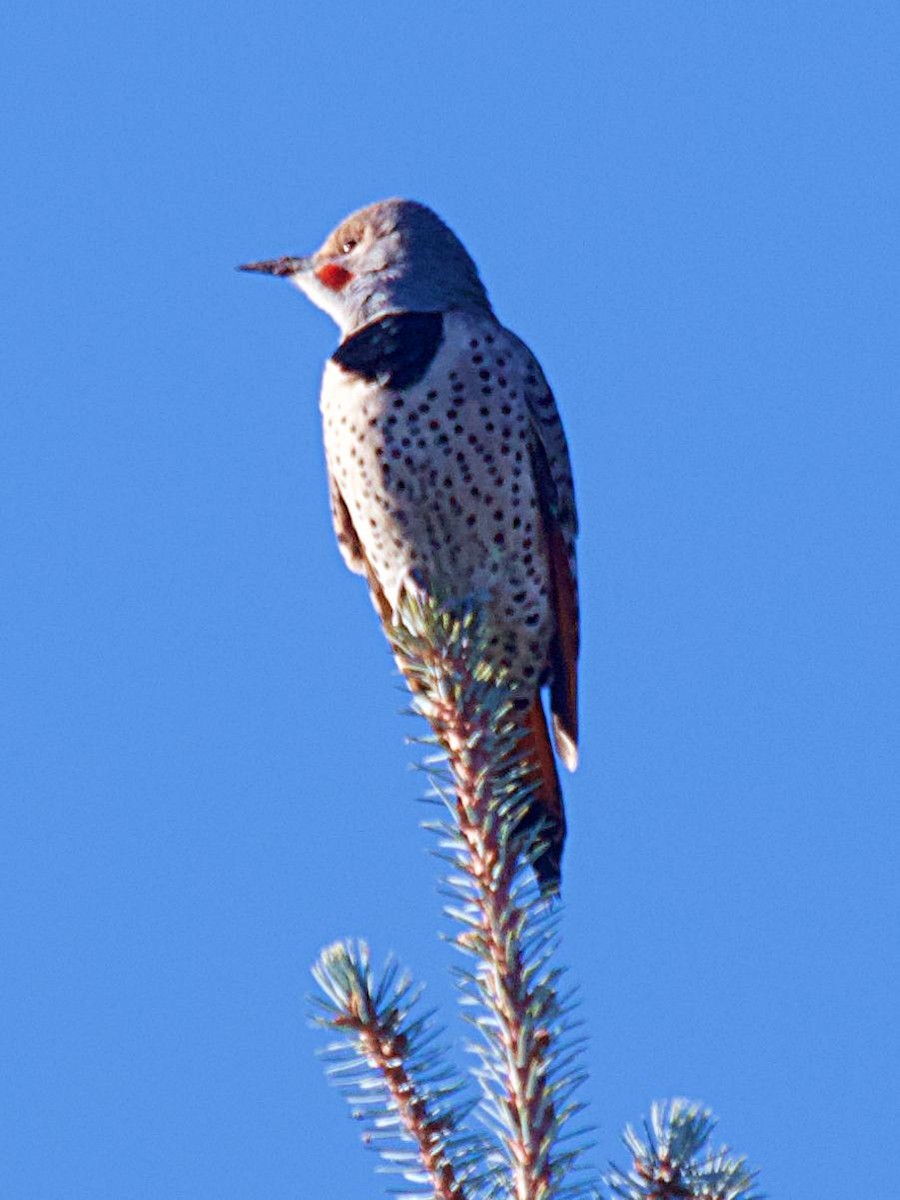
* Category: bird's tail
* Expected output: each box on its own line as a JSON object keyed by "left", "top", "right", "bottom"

{"left": 516, "top": 693, "right": 566, "bottom": 895}
{"left": 395, "top": 643, "right": 566, "bottom": 893}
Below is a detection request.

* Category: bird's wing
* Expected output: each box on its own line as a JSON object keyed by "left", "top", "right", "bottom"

{"left": 327, "top": 468, "right": 366, "bottom": 575}
{"left": 518, "top": 347, "right": 580, "bottom": 771}
{"left": 326, "top": 468, "right": 392, "bottom": 624}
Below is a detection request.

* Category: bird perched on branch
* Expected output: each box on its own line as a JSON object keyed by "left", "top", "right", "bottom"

{"left": 240, "top": 199, "right": 579, "bottom": 890}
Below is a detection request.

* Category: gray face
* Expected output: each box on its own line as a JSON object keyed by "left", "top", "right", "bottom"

{"left": 241, "top": 199, "right": 494, "bottom": 336}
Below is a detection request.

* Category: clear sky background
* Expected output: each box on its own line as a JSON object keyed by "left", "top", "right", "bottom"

{"left": 3, "top": 3, "right": 898, "bottom": 1197}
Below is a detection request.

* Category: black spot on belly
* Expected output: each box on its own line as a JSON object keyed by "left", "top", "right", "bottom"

{"left": 332, "top": 312, "right": 444, "bottom": 391}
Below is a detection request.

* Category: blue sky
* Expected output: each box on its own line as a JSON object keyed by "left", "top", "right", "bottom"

{"left": 3, "top": 2, "right": 898, "bottom": 1197}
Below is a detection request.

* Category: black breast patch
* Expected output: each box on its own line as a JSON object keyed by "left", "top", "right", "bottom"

{"left": 331, "top": 312, "right": 444, "bottom": 391}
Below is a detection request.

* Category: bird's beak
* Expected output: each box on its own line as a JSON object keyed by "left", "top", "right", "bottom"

{"left": 237, "top": 255, "right": 312, "bottom": 277}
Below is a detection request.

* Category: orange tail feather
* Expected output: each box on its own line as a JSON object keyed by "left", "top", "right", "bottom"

{"left": 519, "top": 694, "right": 566, "bottom": 894}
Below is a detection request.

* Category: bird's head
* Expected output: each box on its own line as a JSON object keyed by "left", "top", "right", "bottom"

{"left": 239, "top": 198, "right": 492, "bottom": 338}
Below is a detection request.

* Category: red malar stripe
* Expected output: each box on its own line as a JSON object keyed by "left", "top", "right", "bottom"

{"left": 316, "top": 263, "right": 354, "bottom": 291}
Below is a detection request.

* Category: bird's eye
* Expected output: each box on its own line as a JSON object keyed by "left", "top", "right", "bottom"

{"left": 340, "top": 238, "right": 358, "bottom": 254}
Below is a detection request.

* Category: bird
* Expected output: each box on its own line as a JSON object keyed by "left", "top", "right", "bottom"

{"left": 240, "top": 199, "right": 578, "bottom": 891}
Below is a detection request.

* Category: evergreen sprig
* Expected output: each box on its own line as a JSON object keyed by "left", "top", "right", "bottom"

{"left": 388, "top": 592, "right": 592, "bottom": 1200}
{"left": 605, "top": 1101, "right": 761, "bottom": 1200}
{"left": 311, "top": 939, "right": 478, "bottom": 1200}
{"left": 309, "top": 592, "right": 761, "bottom": 1200}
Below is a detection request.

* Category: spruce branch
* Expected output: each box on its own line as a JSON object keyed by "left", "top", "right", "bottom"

{"left": 605, "top": 1101, "right": 761, "bottom": 1200}
{"left": 311, "top": 939, "right": 476, "bottom": 1200}
{"left": 389, "top": 593, "right": 591, "bottom": 1200}
{"left": 308, "top": 595, "right": 761, "bottom": 1200}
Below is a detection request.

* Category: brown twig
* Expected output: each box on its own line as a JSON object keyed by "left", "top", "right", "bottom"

{"left": 332, "top": 994, "right": 468, "bottom": 1200}
{"left": 417, "top": 641, "right": 558, "bottom": 1200}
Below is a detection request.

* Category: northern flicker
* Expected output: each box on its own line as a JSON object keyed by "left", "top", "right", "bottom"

{"left": 240, "top": 199, "right": 579, "bottom": 890}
